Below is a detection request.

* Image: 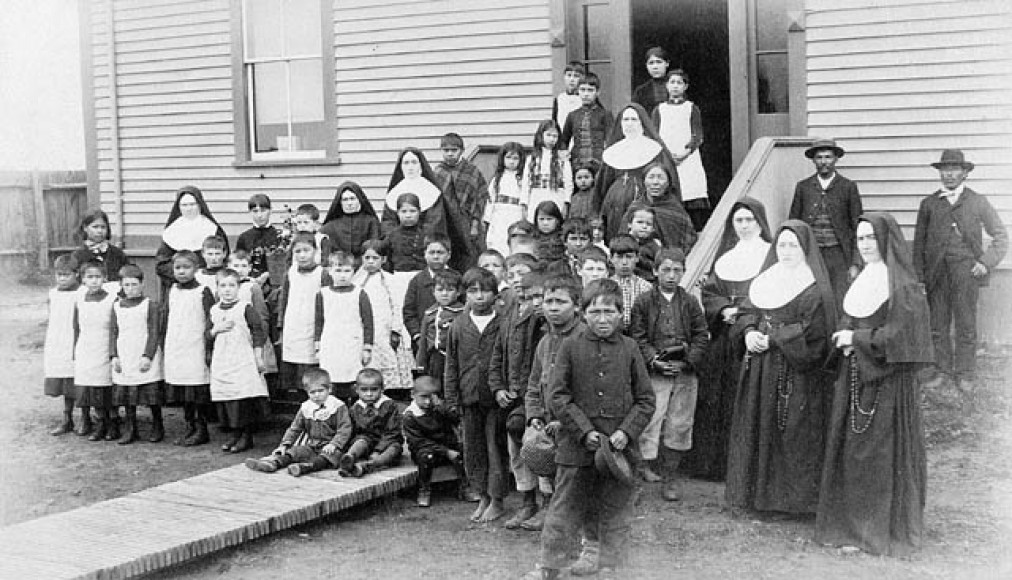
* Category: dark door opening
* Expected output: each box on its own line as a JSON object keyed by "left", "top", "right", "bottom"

{"left": 631, "top": 0, "right": 732, "bottom": 207}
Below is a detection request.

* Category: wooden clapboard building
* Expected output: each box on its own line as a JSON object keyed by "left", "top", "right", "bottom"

{"left": 80, "top": 0, "right": 1012, "bottom": 337}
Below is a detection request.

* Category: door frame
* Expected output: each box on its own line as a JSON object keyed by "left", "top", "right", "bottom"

{"left": 562, "top": 0, "right": 631, "bottom": 111}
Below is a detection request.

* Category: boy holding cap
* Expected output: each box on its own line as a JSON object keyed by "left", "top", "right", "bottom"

{"left": 433, "top": 132, "right": 488, "bottom": 241}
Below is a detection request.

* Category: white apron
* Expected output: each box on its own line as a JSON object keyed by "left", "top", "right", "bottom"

{"left": 318, "top": 286, "right": 364, "bottom": 383}
{"left": 209, "top": 300, "right": 269, "bottom": 401}
{"left": 657, "top": 100, "right": 708, "bottom": 202}
{"left": 112, "top": 298, "right": 164, "bottom": 386}
{"left": 73, "top": 292, "right": 115, "bottom": 387}
{"left": 44, "top": 287, "right": 82, "bottom": 378}
{"left": 483, "top": 171, "right": 525, "bottom": 256}
{"left": 355, "top": 270, "right": 414, "bottom": 391}
{"left": 163, "top": 284, "right": 210, "bottom": 385}
{"left": 282, "top": 266, "right": 324, "bottom": 364}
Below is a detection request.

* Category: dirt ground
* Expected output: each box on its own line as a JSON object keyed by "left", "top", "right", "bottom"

{"left": 1, "top": 277, "right": 1010, "bottom": 579}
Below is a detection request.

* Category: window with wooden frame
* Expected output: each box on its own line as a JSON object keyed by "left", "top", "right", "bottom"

{"left": 233, "top": 0, "right": 338, "bottom": 164}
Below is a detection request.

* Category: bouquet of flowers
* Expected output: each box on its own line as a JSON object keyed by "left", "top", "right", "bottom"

{"left": 250, "top": 204, "right": 296, "bottom": 285}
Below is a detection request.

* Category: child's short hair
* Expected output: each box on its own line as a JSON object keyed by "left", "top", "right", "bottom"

{"left": 478, "top": 248, "right": 505, "bottom": 267}
{"left": 215, "top": 268, "right": 241, "bottom": 284}
{"left": 462, "top": 267, "right": 498, "bottom": 293}
{"left": 296, "top": 203, "right": 320, "bottom": 221}
{"left": 202, "top": 235, "right": 226, "bottom": 252}
{"left": 423, "top": 232, "right": 451, "bottom": 253}
{"left": 412, "top": 375, "right": 440, "bottom": 395}
{"left": 396, "top": 192, "right": 421, "bottom": 211}
{"left": 356, "top": 367, "right": 384, "bottom": 388}
{"left": 654, "top": 248, "right": 686, "bottom": 269}
{"left": 581, "top": 278, "right": 623, "bottom": 311}
{"left": 645, "top": 46, "right": 671, "bottom": 63}
{"left": 302, "top": 367, "right": 331, "bottom": 390}
{"left": 360, "top": 238, "right": 388, "bottom": 257}
{"left": 628, "top": 206, "right": 656, "bottom": 222}
{"left": 229, "top": 249, "right": 250, "bottom": 264}
{"left": 432, "top": 269, "right": 462, "bottom": 292}
{"left": 609, "top": 234, "right": 639, "bottom": 256}
{"left": 247, "top": 193, "right": 271, "bottom": 209}
{"left": 53, "top": 254, "right": 78, "bottom": 273}
{"left": 119, "top": 264, "right": 144, "bottom": 282}
{"left": 543, "top": 259, "right": 573, "bottom": 277}
{"left": 562, "top": 217, "right": 592, "bottom": 240}
{"left": 440, "top": 132, "right": 464, "bottom": 149}
{"left": 506, "top": 252, "right": 539, "bottom": 272}
{"left": 507, "top": 220, "right": 535, "bottom": 238}
{"left": 578, "top": 246, "right": 610, "bottom": 267}
{"left": 579, "top": 72, "right": 601, "bottom": 89}
{"left": 80, "top": 259, "right": 106, "bottom": 277}
{"left": 173, "top": 250, "right": 200, "bottom": 267}
{"left": 519, "top": 270, "right": 544, "bottom": 290}
{"left": 327, "top": 250, "right": 356, "bottom": 268}
{"left": 79, "top": 209, "right": 111, "bottom": 241}
{"left": 564, "top": 61, "right": 585, "bottom": 75}
{"left": 666, "top": 68, "right": 689, "bottom": 85}
{"left": 291, "top": 231, "right": 317, "bottom": 249}
{"left": 542, "top": 274, "right": 583, "bottom": 305}
{"left": 574, "top": 161, "right": 600, "bottom": 178}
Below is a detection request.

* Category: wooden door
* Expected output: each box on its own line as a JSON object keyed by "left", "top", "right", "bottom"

{"left": 565, "top": 0, "right": 631, "bottom": 112}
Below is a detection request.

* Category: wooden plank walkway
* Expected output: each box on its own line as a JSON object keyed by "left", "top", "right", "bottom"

{"left": 0, "top": 459, "right": 430, "bottom": 580}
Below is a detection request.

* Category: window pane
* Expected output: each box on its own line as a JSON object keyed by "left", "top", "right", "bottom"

{"left": 245, "top": 0, "right": 282, "bottom": 59}
{"left": 283, "top": 0, "right": 322, "bottom": 57}
{"left": 755, "top": 0, "right": 787, "bottom": 52}
{"left": 289, "top": 59, "right": 327, "bottom": 151}
{"left": 252, "top": 62, "right": 287, "bottom": 152}
{"left": 585, "top": 4, "right": 611, "bottom": 61}
{"left": 756, "top": 52, "right": 789, "bottom": 113}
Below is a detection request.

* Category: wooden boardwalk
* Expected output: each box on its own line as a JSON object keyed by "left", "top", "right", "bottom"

{"left": 0, "top": 460, "right": 428, "bottom": 579}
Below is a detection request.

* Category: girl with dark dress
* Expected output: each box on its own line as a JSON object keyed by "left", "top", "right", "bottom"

{"left": 319, "top": 181, "right": 381, "bottom": 260}
{"left": 816, "top": 212, "right": 932, "bottom": 556}
{"left": 596, "top": 103, "right": 679, "bottom": 243}
{"left": 154, "top": 185, "right": 228, "bottom": 299}
{"left": 532, "top": 200, "right": 566, "bottom": 264}
{"left": 725, "top": 220, "right": 837, "bottom": 515}
{"left": 70, "top": 209, "right": 130, "bottom": 293}
{"left": 684, "top": 198, "right": 770, "bottom": 480}
{"left": 631, "top": 47, "right": 672, "bottom": 114}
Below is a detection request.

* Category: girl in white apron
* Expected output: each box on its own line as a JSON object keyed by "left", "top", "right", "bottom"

{"left": 353, "top": 240, "right": 414, "bottom": 392}
{"left": 318, "top": 251, "right": 374, "bottom": 404}
{"left": 278, "top": 234, "right": 329, "bottom": 392}
{"left": 483, "top": 142, "right": 527, "bottom": 256}
{"left": 162, "top": 250, "right": 215, "bottom": 446}
{"left": 653, "top": 70, "right": 709, "bottom": 231}
{"left": 44, "top": 254, "right": 85, "bottom": 436}
{"left": 111, "top": 265, "right": 165, "bottom": 444}
{"left": 73, "top": 261, "right": 117, "bottom": 442}
{"left": 208, "top": 270, "right": 270, "bottom": 454}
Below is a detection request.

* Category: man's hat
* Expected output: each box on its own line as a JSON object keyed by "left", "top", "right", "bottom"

{"left": 594, "top": 440, "right": 636, "bottom": 486}
{"left": 930, "top": 149, "right": 974, "bottom": 172}
{"left": 804, "top": 138, "right": 845, "bottom": 159}
{"left": 520, "top": 427, "right": 557, "bottom": 477}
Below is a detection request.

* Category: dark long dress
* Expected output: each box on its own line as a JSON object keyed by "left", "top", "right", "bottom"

{"left": 725, "top": 284, "right": 832, "bottom": 514}
{"left": 815, "top": 304, "right": 926, "bottom": 555}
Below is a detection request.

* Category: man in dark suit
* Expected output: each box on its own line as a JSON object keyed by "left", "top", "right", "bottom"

{"left": 913, "top": 149, "right": 1007, "bottom": 390}
{"left": 789, "top": 139, "right": 863, "bottom": 305}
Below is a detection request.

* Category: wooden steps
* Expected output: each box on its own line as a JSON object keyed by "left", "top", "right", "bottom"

{"left": 0, "top": 458, "right": 443, "bottom": 580}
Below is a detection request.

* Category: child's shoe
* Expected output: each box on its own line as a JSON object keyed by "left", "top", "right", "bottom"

{"left": 287, "top": 462, "right": 315, "bottom": 477}
{"left": 520, "top": 509, "right": 546, "bottom": 531}
{"left": 417, "top": 488, "right": 432, "bottom": 508}
{"left": 245, "top": 456, "right": 281, "bottom": 473}
{"left": 104, "top": 417, "right": 121, "bottom": 442}
{"left": 118, "top": 421, "right": 138, "bottom": 445}
{"left": 88, "top": 420, "right": 107, "bottom": 442}
{"left": 569, "top": 542, "right": 599, "bottom": 576}
{"left": 221, "top": 435, "right": 240, "bottom": 452}
{"left": 75, "top": 415, "right": 93, "bottom": 437}
{"left": 50, "top": 418, "right": 74, "bottom": 436}
{"left": 229, "top": 431, "right": 254, "bottom": 453}
{"left": 504, "top": 504, "right": 537, "bottom": 529}
{"left": 148, "top": 418, "right": 164, "bottom": 443}
{"left": 637, "top": 464, "right": 663, "bottom": 483}
{"left": 174, "top": 421, "right": 196, "bottom": 446}
{"left": 184, "top": 419, "right": 210, "bottom": 446}
{"left": 337, "top": 453, "right": 356, "bottom": 477}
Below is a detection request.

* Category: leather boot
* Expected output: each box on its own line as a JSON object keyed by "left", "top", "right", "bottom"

{"left": 75, "top": 408, "right": 93, "bottom": 436}
{"left": 661, "top": 447, "right": 683, "bottom": 502}
{"left": 174, "top": 421, "right": 196, "bottom": 446}
{"left": 88, "top": 419, "right": 107, "bottom": 442}
{"left": 229, "top": 429, "right": 253, "bottom": 453}
{"left": 119, "top": 408, "right": 138, "bottom": 445}
{"left": 149, "top": 407, "right": 164, "bottom": 443}
{"left": 104, "top": 415, "right": 121, "bottom": 442}
{"left": 184, "top": 416, "right": 210, "bottom": 446}
{"left": 50, "top": 410, "right": 74, "bottom": 436}
{"left": 245, "top": 454, "right": 287, "bottom": 473}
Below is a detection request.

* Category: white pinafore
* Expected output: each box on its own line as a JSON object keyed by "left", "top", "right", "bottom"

{"left": 164, "top": 284, "right": 210, "bottom": 385}
{"left": 112, "top": 298, "right": 164, "bottom": 385}
{"left": 282, "top": 266, "right": 324, "bottom": 364}
{"left": 483, "top": 170, "right": 525, "bottom": 256}
{"left": 354, "top": 270, "right": 414, "bottom": 390}
{"left": 657, "top": 100, "right": 708, "bottom": 203}
{"left": 318, "top": 286, "right": 364, "bottom": 383}
{"left": 44, "top": 287, "right": 82, "bottom": 378}
{"left": 73, "top": 292, "right": 116, "bottom": 387}
{"left": 209, "top": 300, "right": 269, "bottom": 401}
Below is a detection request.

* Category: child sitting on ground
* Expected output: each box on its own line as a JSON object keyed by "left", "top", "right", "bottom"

{"left": 403, "top": 376, "right": 466, "bottom": 507}
{"left": 609, "top": 234, "right": 654, "bottom": 331}
{"left": 415, "top": 269, "right": 464, "bottom": 389}
{"left": 629, "top": 248, "right": 709, "bottom": 497}
{"left": 195, "top": 235, "right": 228, "bottom": 291}
{"left": 339, "top": 368, "right": 403, "bottom": 477}
{"left": 44, "top": 254, "right": 84, "bottom": 436}
{"left": 246, "top": 367, "right": 351, "bottom": 477}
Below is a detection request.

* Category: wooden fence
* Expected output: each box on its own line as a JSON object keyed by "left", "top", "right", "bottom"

{"left": 0, "top": 170, "right": 87, "bottom": 273}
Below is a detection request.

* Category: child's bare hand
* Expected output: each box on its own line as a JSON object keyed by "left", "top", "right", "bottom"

{"left": 321, "top": 443, "right": 337, "bottom": 456}
{"left": 545, "top": 420, "right": 561, "bottom": 437}
{"left": 494, "top": 390, "right": 514, "bottom": 408}
{"left": 583, "top": 430, "right": 603, "bottom": 451}
{"left": 610, "top": 430, "right": 630, "bottom": 451}
{"left": 213, "top": 320, "right": 234, "bottom": 335}
{"left": 111, "top": 357, "right": 122, "bottom": 373}
{"left": 529, "top": 418, "right": 545, "bottom": 430}
{"left": 446, "top": 449, "right": 460, "bottom": 461}
{"left": 361, "top": 350, "right": 372, "bottom": 366}
{"left": 139, "top": 356, "right": 152, "bottom": 372}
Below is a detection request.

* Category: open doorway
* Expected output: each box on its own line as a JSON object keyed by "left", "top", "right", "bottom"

{"left": 630, "top": 0, "right": 732, "bottom": 208}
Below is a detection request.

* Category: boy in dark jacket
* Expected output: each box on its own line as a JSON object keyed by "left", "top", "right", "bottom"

{"left": 532, "top": 279, "right": 655, "bottom": 580}
{"left": 629, "top": 248, "right": 709, "bottom": 499}
{"left": 415, "top": 269, "right": 464, "bottom": 389}
{"left": 338, "top": 368, "right": 403, "bottom": 478}
{"left": 444, "top": 267, "right": 505, "bottom": 523}
{"left": 403, "top": 376, "right": 465, "bottom": 508}
{"left": 402, "top": 233, "right": 454, "bottom": 350}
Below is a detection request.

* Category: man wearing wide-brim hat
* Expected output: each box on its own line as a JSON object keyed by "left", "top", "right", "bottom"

{"left": 789, "top": 138, "right": 864, "bottom": 305}
{"left": 913, "top": 149, "right": 1008, "bottom": 392}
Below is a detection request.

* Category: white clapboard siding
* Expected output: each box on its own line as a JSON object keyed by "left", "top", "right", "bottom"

{"left": 91, "top": 0, "right": 553, "bottom": 247}
{"left": 805, "top": 0, "right": 1012, "bottom": 266}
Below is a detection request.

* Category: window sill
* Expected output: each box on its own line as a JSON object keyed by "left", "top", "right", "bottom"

{"left": 232, "top": 155, "right": 342, "bottom": 168}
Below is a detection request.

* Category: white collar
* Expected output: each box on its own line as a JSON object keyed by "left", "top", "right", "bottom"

{"left": 714, "top": 238, "right": 771, "bottom": 281}
{"left": 162, "top": 215, "right": 218, "bottom": 251}
{"left": 817, "top": 173, "right": 836, "bottom": 189}
{"left": 300, "top": 396, "right": 344, "bottom": 421}
{"left": 386, "top": 177, "right": 442, "bottom": 212}
{"left": 354, "top": 395, "right": 391, "bottom": 410}
{"left": 602, "top": 137, "right": 662, "bottom": 170}
{"left": 843, "top": 262, "right": 889, "bottom": 318}
{"left": 940, "top": 184, "right": 965, "bottom": 202}
{"left": 749, "top": 261, "right": 816, "bottom": 309}
{"left": 404, "top": 401, "right": 427, "bottom": 417}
